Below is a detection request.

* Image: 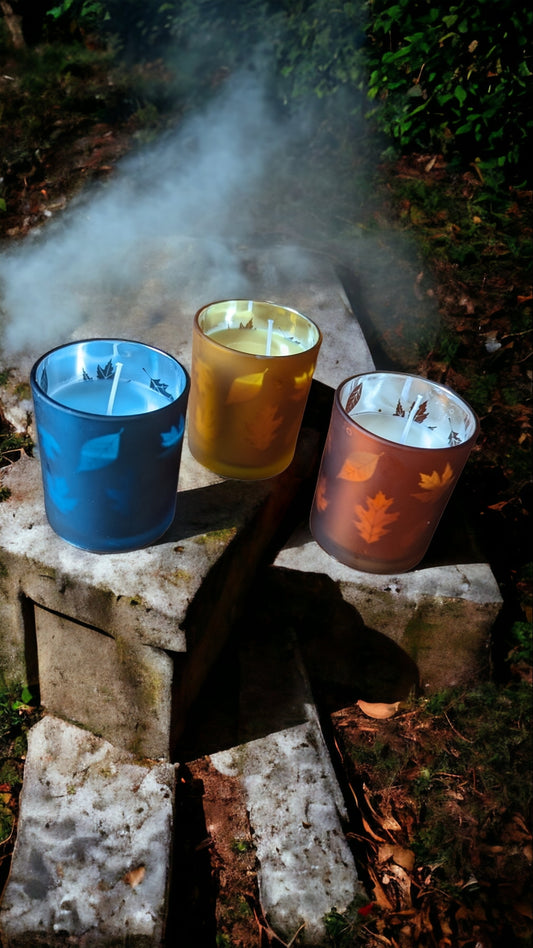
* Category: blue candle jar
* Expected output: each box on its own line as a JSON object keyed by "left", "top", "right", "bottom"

{"left": 30, "top": 339, "right": 190, "bottom": 553}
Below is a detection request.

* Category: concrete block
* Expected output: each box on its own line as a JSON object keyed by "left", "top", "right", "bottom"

{"left": 0, "top": 715, "right": 175, "bottom": 948}
{"left": 274, "top": 526, "right": 503, "bottom": 695}
{"left": 34, "top": 606, "right": 174, "bottom": 759}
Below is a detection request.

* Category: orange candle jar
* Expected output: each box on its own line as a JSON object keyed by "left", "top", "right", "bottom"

{"left": 310, "top": 371, "right": 479, "bottom": 573}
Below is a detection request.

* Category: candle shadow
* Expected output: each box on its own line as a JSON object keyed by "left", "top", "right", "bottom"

{"left": 175, "top": 565, "right": 419, "bottom": 760}
{"left": 158, "top": 478, "right": 273, "bottom": 543}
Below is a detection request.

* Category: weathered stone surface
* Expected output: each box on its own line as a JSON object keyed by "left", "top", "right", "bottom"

{"left": 0, "top": 715, "right": 175, "bottom": 947}
{"left": 210, "top": 710, "right": 361, "bottom": 945}
{"left": 0, "top": 254, "right": 373, "bottom": 756}
{"left": 274, "top": 526, "right": 503, "bottom": 694}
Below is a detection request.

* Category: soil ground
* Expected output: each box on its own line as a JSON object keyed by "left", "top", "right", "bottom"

{"left": 1, "top": 31, "right": 532, "bottom": 948}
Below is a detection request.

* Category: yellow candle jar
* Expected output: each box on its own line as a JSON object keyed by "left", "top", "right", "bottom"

{"left": 188, "top": 300, "right": 322, "bottom": 479}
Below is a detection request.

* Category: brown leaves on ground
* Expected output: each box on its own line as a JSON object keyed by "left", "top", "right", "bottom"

{"left": 331, "top": 686, "right": 533, "bottom": 948}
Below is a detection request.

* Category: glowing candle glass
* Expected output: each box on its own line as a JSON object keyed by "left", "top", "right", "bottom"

{"left": 310, "top": 371, "right": 479, "bottom": 573}
{"left": 30, "top": 338, "right": 190, "bottom": 553}
{"left": 187, "top": 300, "right": 322, "bottom": 479}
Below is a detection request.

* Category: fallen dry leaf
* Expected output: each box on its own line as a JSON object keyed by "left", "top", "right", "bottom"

{"left": 358, "top": 700, "right": 401, "bottom": 719}
{"left": 122, "top": 865, "right": 146, "bottom": 887}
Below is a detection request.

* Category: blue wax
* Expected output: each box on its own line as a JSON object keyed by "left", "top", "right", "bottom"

{"left": 53, "top": 379, "right": 169, "bottom": 415}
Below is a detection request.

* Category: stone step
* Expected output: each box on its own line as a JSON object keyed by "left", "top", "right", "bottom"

{"left": 0, "top": 715, "right": 175, "bottom": 948}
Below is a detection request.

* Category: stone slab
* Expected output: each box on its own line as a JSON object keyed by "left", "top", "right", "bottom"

{"left": 210, "top": 713, "right": 360, "bottom": 946}
{"left": 185, "top": 621, "right": 363, "bottom": 945}
{"left": 0, "top": 714, "right": 175, "bottom": 948}
{"left": 274, "top": 525, "right": 503, "bottom": 694}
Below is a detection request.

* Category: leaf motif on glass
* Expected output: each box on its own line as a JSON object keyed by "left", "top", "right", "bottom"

{"left": 291, "top": 367, "right": 313, "bottom": 400}
{"left": 226, "top": 370, "right": 267, "bottom": 405}
{"left": 96, "top": 360, "right": 115, "bottom": 380}
{"left": 40, "top": 367, "right": 49, "bottom": 393}
{"left": 338, "top": 450, "right": 383, "bottom": 482}
{"left": 354, "top": 491, "right": 399, "bottom": 543}
{"left": 239, "top": 317, "right": 254, "bottom": 329}
{"left": 315, "top": 476, "right": 328, "bottom": 511}
{"left": 39, "top": 426, "right": 61, "bottom": 459}
{"left": 160, "top": 418, "right": 184, "bottom": 449}
{"left": 346, "top": 382, "right": 363, "bottom": 414}
{"left": 413, "top": 398, "right": 429, "bottom": 423}
{"left": 78, "top": 429, "right": 124, "bottom": 471}
{"left": 149, "top": 377, "right": 173, "bottom": 401}
{"left": 412, "top": 462, "right": 455, "bottom": 503}
{"left": 46, "top": 475, "right": 78, "bottom": 512}
{"left": 82, "top": 368, "right": 92, "bottom": 380}
{"left": 245, "top": 403, "right": 283, "bottom": 450}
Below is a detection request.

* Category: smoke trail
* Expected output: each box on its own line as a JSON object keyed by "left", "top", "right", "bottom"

{"left": 0, "top": 68, "right": 306, "bottom": 354}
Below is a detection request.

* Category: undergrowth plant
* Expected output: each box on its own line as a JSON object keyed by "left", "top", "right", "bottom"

{"left": 364, "top": 0, "right": 532, "bottom": 188}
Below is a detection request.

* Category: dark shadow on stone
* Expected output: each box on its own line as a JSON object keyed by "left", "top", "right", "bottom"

{"left": 174, "top": 563, "right": 419, "bottom": 761}
{"left": 257, "top": 567, "right": 420, "bottom": 712}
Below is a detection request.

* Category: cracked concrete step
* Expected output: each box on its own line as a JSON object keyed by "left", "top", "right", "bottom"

{"left": 0, "top": 715, "right": 175, "bottom": 947}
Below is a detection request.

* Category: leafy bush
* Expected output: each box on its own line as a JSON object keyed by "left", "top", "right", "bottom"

{"left": 364, "top": 0, "right": 533, "bottom": 186}
{"left": 41, "top": 0, "right": 532, "bottom": 185}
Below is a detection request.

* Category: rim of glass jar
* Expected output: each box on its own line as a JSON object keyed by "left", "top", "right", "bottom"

{"left": 30, "top": 337, "right": 190, "bottom": 420}
{"left": 193, "top": 299, "right": 323, "bottom": 358}
{"left": 334, "top": 370, "right": 480, "bottom": 451}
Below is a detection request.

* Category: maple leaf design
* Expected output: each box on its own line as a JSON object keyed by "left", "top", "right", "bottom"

{"left": 291, "top": 367, "right": 314, "bottom": 400}
{"left": 149, "top": 376, "right": 173, "bottom": 401}
{"left": 245, "top": 403, "right": 283, "bottom": 450}
{"left": 413, "top": 398, "right": 429, "bottom": 423}
{"left": 96, "top": 360, "right": 115, "bottom": 380}
{"left": 412, "top": 462, "right": 455, "bottom": 503}
{"left": 315, "top": 476, "right": 328, "bottom": 511}
{"left": 354, "top": 491, "right": 400, "bottom": 544}
{"left": 239, "top": 317, "right": 254, "bottom": 329}
{"left": 338, "top": 450, "right": 383, "bottom": 482}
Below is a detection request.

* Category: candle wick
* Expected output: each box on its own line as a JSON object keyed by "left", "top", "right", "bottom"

{"left": 266, "top": 319, "right": 274, "bottom": 356}
{"left": 400, "top": 393, "right": 423, "bottom": 444}
{"left": 106, "top": 362, "right": 123, "bottom": 415}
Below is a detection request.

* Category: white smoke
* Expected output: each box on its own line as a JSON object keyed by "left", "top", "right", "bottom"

{"left": 0, "top": 68, "right": 312, "bottom": 354}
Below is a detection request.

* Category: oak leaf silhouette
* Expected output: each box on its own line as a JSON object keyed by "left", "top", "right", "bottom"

{"left": 245, "top": 403, "right": 283, "bottom": 450}
{"left": 354, "top": 490, "right": 399, "bottom": 543}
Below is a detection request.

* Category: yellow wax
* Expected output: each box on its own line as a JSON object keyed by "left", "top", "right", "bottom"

{"left": 208, "top": 327, "right": 304, "bottom": 356}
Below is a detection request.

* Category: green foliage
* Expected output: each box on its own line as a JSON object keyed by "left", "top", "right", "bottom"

{"left": 46, "top": 0, "right": 109, "bottom": 29}
{"left": 364, "top": 0, "right": 532, "bottom": 186}
{"left": 0, "top": 685, "right": 33, "bottom": 742}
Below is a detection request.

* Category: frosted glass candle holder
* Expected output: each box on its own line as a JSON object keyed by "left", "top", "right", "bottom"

{"left": 310, "top": 371, "right": 479, "bottom": 573}
{"left": 187, "top": 300, "right": 322, "bottom": 479}
{"left": 30, "top": 338, "right": 190, "bottom": 552}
